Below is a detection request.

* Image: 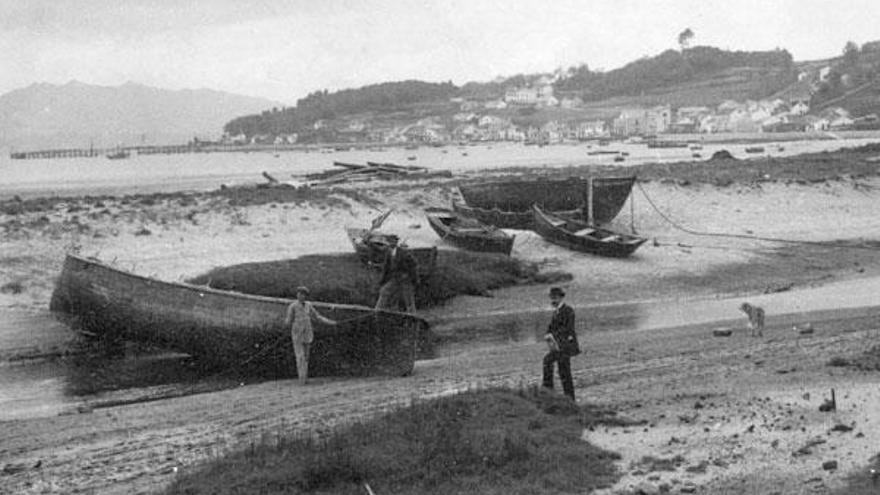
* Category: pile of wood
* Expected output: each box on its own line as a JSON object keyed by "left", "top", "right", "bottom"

{"left": 306, "top": 161, "right": 452, "bottom": 185}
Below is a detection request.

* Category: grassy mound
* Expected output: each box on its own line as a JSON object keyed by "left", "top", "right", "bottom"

{"left": 828, "top": 345, "right": 880, "bottom": 371}
{"left": 187, "top": 251, "right": 571, "bottom": 310}
{"left": 165, "top": 387, "right": 624, "bottom": 495}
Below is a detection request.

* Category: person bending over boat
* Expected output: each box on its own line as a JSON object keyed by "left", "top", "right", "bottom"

{"left": 284, "top": 286, "right": 336, "bottom": 384}
{"left": 542, "top": 287, "right": 580, "bottom": 401}
{"left": 375, "top": 236, "right": 419, "bottom": 313}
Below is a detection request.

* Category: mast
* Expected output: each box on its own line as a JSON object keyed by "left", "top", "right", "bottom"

{"left": 586, "top": 176, "right": 594, "bottom": 226}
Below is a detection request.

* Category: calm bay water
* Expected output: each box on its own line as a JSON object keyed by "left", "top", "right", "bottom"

{"left": 2, "top": 136, "right": 879, "bottom": 199}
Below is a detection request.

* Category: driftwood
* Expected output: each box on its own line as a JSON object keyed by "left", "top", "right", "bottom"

{"left": 307, "top": 161, "right": 451, "bottom": 185}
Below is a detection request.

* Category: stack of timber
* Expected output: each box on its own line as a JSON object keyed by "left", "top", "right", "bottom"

{"left": 50, "top": 254, "right": 426, "bottom": 377}
{"left": 306, "top": 161, "right": 452, "bottom": 184}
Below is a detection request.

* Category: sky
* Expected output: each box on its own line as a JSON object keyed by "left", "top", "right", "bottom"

{"left": 1, "top": 0, "right": 878, "bottom": 104}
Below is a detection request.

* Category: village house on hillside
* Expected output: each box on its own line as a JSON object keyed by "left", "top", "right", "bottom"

{"left": 504, "top": 75, "right": 558, "bottom": 107}
{"left": 612, "top": 106, "right": 672, "bottom": 136}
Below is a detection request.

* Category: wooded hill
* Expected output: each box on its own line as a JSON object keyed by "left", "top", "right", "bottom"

{"left": 554, "top": 46, "right": 796, "bottom": 102}
{"left": 222, "top": 46, "right": 800, "bottom": 140}
{"left": 223, "top": 80, "right": 457, "bottom": 139}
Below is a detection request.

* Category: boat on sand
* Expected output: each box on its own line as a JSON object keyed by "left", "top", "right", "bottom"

{"left": 458, "top": 176, "right": 635, "bottom": 226}
{"left": 531, "top": 205, "right": 647, "bottom": 257}
{"left": 425, "top": 208, "right": 515, "bottom": 255}
{"left": 50, "top": 254, "right": 426, "bottom": 377}
{"left": 345, "top": 228, "right": 437, "bottom": 277}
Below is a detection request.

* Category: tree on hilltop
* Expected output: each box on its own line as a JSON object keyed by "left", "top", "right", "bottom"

{"left": 678, "top": 28, "right": 694, "bottom": 51}
{"left": 843, "top": 41, "right": 860, "bottom": 67}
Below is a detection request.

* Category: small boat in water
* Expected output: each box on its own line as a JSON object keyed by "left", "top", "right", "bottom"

{"left": 425, "top": 208, "right": 515, "bottom": 255}
{"left": 345, "top": 228, "right": 437, "bottom": 277}
{"left": 50, "top": 254, "right": 426, "bottom": 377}
{"left": 531, "top": 205, "right": 646, "bottom": 257}
{"left": 745, "top": 146, "right": 766, "bottom": 154}
{"left": 106, "top": 149, "right": 130, "bottom": 160}
{"left": 646, "top": 140, "right": 689, "bottom": 149}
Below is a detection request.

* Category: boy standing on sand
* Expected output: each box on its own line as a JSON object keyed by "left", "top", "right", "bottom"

{"left": 284, "top": 286, "right": 336, "bottom": 384}
{"left": 542, "top": 287, "right": 580, "bottom": 401}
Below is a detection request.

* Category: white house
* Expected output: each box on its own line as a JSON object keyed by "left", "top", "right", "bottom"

{"left": 478, "top": 115, "right": 508, "bottom": 128}
{"left": 484, "top": 99, "right": 508, "bottom": 109}
{"left": 790, "top": 101, "right": 810, "bottom": 116}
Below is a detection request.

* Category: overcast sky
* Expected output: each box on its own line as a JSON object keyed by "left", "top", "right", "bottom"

{"left": 1, "top": 0, "right": 878, "bottom": 104}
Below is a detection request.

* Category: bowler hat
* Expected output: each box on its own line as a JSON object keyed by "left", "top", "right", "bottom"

{"left": 549, "top": 287, "right": 565, "bottom": 297}
{"left": 296, "top": 286, "right": 310, "bottom": 295}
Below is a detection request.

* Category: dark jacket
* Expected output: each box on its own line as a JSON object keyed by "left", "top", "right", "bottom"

{"left": 547, "top": 303, "right": 580, "bottom": 356}
{"left": 380, "top": 247, "right": 419, "bottom": 286}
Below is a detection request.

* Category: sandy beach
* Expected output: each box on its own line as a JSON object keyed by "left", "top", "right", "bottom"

{"left": 1, "top": 152, "right": 880, "bottom": 494}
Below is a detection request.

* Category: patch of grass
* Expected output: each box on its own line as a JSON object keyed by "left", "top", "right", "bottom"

{"left": 828, "top": 345, "right": 880, "bottom": 371}
{"left": 165, "top": 387, "right": 622, "bottom": 495}
{"left": 0, "top": 280, "right": 25, "bottom": 294}
{"left": 187, "top": 251, "right": 570, "bottom": 310}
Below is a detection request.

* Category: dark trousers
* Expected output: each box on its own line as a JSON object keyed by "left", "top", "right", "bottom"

{"left": 543, "top": 350, "right": 575, "bottom": 400}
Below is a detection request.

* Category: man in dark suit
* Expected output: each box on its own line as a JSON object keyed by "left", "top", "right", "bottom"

{"left": 375, "top": 236, "right": 419, "bottom": 313}
{"left": 542, "top": 287, "right": 580, "bottom": 400}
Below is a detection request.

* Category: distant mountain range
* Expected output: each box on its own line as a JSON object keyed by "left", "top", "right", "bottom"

{"left": 0, "top": 81, "right": 284, "bottom": 149}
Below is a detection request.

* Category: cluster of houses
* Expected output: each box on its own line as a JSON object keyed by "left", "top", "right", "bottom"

{"left": 222, "top": 74, "right": 876, "bottom": 145}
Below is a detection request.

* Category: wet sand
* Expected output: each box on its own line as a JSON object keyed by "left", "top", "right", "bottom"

{"left": 1, "top": 163, "right": 880, "bottom": 493}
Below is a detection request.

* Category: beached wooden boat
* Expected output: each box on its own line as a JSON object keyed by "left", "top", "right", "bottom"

{"left": 452, "top": 201, "right": 533, "bottom": 229}
{"left": 49, "top": 254, "right": 426, "bottom": 377}
{"left": 425, "top": 208, "right": 515, "bottom": 255}
{"left": 531, "top": 205, "right": 646, "bottom": 257}
{"left": 458, "top": 176, "right": 636, "bottom": 225}
{"left": 345, "top": 228, "right": 438, "bottom": 277}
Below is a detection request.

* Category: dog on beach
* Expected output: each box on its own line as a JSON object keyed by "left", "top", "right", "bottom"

{"left": 739, "top": 302, "right": 765, "bottom": 337}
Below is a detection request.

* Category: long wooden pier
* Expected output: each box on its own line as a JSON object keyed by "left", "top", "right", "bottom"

{"left": 8, "top": 142, "right": 398, "bottom": 160}
{"left": 9, "top": 144, "right": 202, "bottom": 160}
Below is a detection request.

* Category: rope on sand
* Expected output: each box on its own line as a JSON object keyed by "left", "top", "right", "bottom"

{"left": 636, "top": 182, "right": 880, "bottom": 251}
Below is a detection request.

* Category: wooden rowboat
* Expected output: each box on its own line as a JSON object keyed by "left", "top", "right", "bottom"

{"left": 425, "top": 208, "right": 515, "bottom": 255}
{"left": 458, "top": 176, "right": 635, "bottom": 225}
{"left": 345, "top": 228, "right": 437, "bottom": 277}
{"left": 50, "top": 254, "right": 426, "bottom": 377}
{"left": 531, "top": 205, "right": 647, "bottom": 257}
{"left": 452, "top": 201, "right": 533, "bottom": 230}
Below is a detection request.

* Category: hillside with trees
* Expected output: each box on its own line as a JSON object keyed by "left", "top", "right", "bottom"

{"left": 810, "top": 41, "right": 880, "bottom": 117}
{"left": 222, "top": 45, "right": 801, "bottom": 141}
{"left": 554, "top": 46, "right": 796, "bottom": 102}
{"left": 224, "top": 80, "right": 458, "bottom": 140}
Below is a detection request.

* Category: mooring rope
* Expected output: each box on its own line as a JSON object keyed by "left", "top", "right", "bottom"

{"left": 636, "top": 181, "right": 880, "bottom": 251}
